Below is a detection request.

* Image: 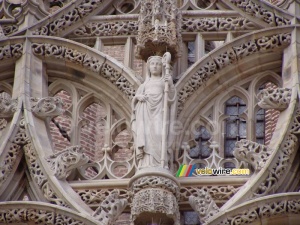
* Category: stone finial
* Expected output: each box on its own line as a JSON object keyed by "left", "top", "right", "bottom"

{"left": 135, "top": 0, "right": 182, "bottom": 61}
{"left": 46, "top": 146, "right": 89, "bottom": 180}
{"left": 257, "top": 87, "right": 291, "bottom": 111}
{"left": 93, "top": 190, "right": 128, "bottom": 225}
{"left": 31, "top": 97, "right": 65, "bottom": 119}
{"left": 189, "top": 188, "right": 219, "bottom": 224}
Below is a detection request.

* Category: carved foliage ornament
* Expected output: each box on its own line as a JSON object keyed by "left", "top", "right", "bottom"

{"left": 0, "top": 44, "right": 23, "bottom": 61}
{"left": 257, "top": 87, "right": 291, "bottom": 111}
{"left": 233, "top": 139, "right": 273, "bottom": 172}
{"left": 31, "top": 43, "right": 136, "bottom": 99}
{"left": 0, "top": 206, "right": 92, "bottom": 224}
{"left": 93, "top": 191, "right": 128, "bottom": 225}
{"left": 31, "top": 96, "right": 65, "bottom": 119}
{"left": 0, "top": 96, "right": 17, "bottom": 118}
{"left": 76, "top": 188, "right": 130, "bottom": 206}
{"left": 0, "top": 118, "right": 28, "bottom": 188}
{"left": 252, "top": 109, "right": 300, "bottom": 198}
{"left": 229, "top": 0, "right": 291, "bottom": 26}
{"left": 178, "top": 33, "right": 291, "bottom": 114}
{"left": 33, "top": 0, "right": 104, "bottom": 36}
{"left": 2, "top": 25, "right": 18, "bottom": 36}
{"left": 214, "top": 198, "right": 300, "bottom": 225}
{"left": 180, "top": 185, "right": 241, "bottom": 203}
{"left": 182, "top": 17, "right": 256, "bottom": 32}
{"left": 189, "top": 189, "right": 219, "bottom": 224}
{"left": 46, "top": 146, "right": 89, "bottom": 180}
{"left": 73, "top": 20, "right": 138, "bottom": 37}
{"left": 72, "top": 17, "right": 257, "bottom": 37}
{"left": 24, "top": 142, "right": 70, "bottom": 207}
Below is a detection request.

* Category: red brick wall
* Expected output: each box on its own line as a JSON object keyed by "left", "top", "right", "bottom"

{"left": 80, "top": 103, "right": 106, "bottom": 161}
{"left": 50, "top": 90, "right": 72, "bottom": 152}
{"left": 102, "top": 45, "right": 125, "bottom": 63}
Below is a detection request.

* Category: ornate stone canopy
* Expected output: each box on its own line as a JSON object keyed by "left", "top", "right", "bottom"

{"left": 0, "top": 0, "right": 300, "bottom": 225}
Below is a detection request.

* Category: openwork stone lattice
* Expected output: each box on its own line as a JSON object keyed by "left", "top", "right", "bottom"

{"left": 2, "top": 25, "right": 18, "bottom": 35}
{"left": 31, "top": 97, "right": 65, "bottom": 119}
{"left": 178, "top": 33, "right": 291, "bottom": 114}
{"left": 72, "top": 17, "right": 257, "bottom": 37}
{"left": 46, "top": 146, "right": 89, "bottom": 180}
{"left": 233, "top": 140, "right": 273, "bottom": 172}
{"left": 76, "top": 189, "right": 130, "bottom": 206}
{"left": 93, "top": 190, "right": 128, "bottom": 225}
{"left": 24, "top": 142, "right": 70, "bottom": 207}
{"left": 33, "top": 0, "right": 105, "bottom": 36}
{"left": 180, "top": 186, "right": 241, "bottom": 203}
{"left": 251, "top": 109, "right": 300, "bottom": 198}
{"left": 229, "top": 0, "right": 291, "bottom": 26}
{"left": 0, "top": 44, "right": 23, "bottom": 61}
{"left": 209, "top": 195, "right": 300, "bottom": 225}
{"left": 0, "top": 202, "right": 98, "bottom": 225}
{"left": 31, "top": 43, "right": 136, "bottom": 99}
{"left": 0, "top": 118, "right": 27, "bottom": 188}
{"left": 73, "top": 20, "right": 138, "bottom": 37}
{"left": 189, "top": 188, "right": 219, "bottom": 224}
{"left": 257, "top": 87, "right": 291, "bottom": 111}
{"left": 182, "top": 17, "right": 256, "bottom": 32}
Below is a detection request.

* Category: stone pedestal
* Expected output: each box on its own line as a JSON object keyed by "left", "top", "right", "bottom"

{"left": 129, "top": 169, "right": 180, "bottom": 225}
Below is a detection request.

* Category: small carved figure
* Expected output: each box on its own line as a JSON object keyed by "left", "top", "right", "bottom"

{"left": 131, "top": 54, "right": 176, "bottom": 169}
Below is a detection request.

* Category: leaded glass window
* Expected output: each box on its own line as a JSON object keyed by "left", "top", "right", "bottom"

{"left": 256, "top": 108, "right": 265, "bottom": 144}
{"left": 189, "top": 126, "right": 211, "bottom": 159}
{"left": 224, "top": 96, "right": 246, "bottom": 158}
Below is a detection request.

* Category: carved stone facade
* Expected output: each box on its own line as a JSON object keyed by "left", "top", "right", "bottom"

{"left": 0, "top": 0, "right": 300, "bottom": 225}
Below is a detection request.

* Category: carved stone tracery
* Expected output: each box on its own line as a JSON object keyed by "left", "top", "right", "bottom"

{"left": 209, "top": 195, "right": 300, "bottom": 225}
{"left": 33, "top": 0, "right": 105, "bottom": 36}
{"left": 31, "top": 43, "right": 136, "bottom": 100}
{"left": 228, "top": 0, "right": 291, "bottom": 26}
{"left": 178, "top": 33, "right": 291, "bottom": 114}
{"left": 189, "top": 189, "right": 219, "bottom": 224}
{"left": 24, "top": 142, "right": 70, "bottom": 208}
{"left": 251, "top": 108, "right": 300, "bottom": 198}
{"left": 93, "top": 190, "right": 128, "bottom": 225}
{"left": 0, "top": 44, "right": 23, "bottom": 61}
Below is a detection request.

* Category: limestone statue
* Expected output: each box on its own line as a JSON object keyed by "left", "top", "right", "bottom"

{"left": 131, "top": 53, "right": 177, "bottom": 169}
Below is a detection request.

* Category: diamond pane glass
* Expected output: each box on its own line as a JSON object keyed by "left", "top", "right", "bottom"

{"left": 256, "top": 122, "right": 264, "bottom": 137}
{"left": 225, "top": 140, "right": 235, "bottom": 157}
{"left": 226, "top": 106, "right": 238, "bottom": 115}
{"left": 226, "top": 121, "right": 237, "bottom": 138}
{"left": 183, "top": 211, "right": 200, "bottom": 225}
{"left": 239, "top": 121, "right": 247, "bottom": 138}
{"left": 189, "top": 146, "right": 200, "bottom": 158}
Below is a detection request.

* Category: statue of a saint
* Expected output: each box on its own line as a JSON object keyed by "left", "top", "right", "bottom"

{"left": 131, "top": 55, "right": 177, "bottom": 169}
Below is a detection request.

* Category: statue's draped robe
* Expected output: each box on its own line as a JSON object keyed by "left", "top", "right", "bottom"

{"left": 131, "top": 77, "right": 176, "bottom": 168}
